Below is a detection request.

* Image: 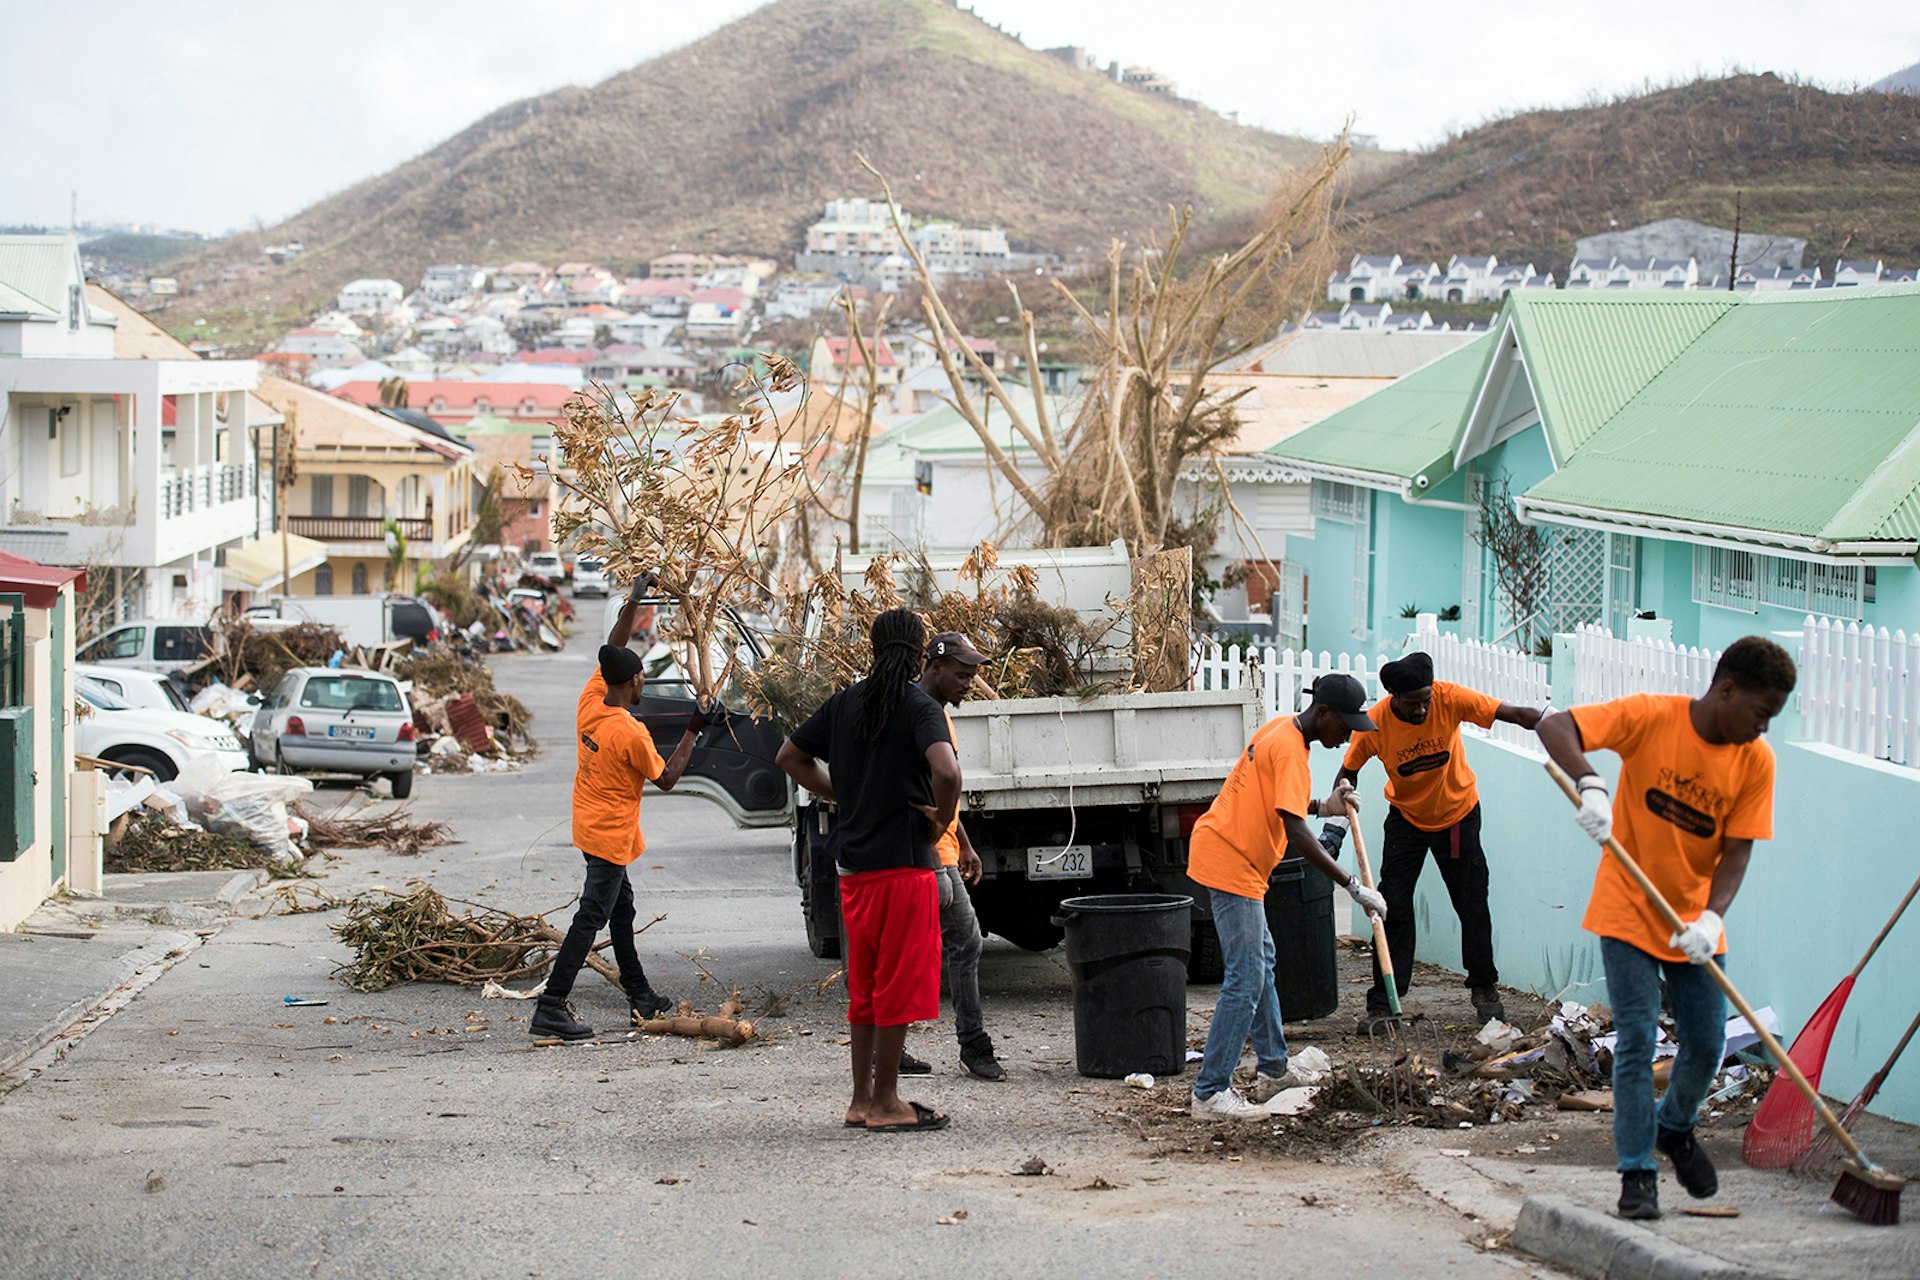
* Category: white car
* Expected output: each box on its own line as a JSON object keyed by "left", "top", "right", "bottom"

{"left": 525, "top": 552, "right": 565, "bottom": 584}
{"left": 247, "top": 667, "right": 418, "bottom": 797}
{"left": 74, "top": 677, "right": 250, "bottom": 781}
{"left": 572, "top": 556, "right": 609, "bottom": 598}
{"left": 75, "top": 663, "right": 193, "bottom": 714}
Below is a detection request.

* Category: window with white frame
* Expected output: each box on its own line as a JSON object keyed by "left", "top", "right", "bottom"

{"left": 1310, "top": 479, "right": 1365, "bottom": 522}
{"left": 1692, "top": 544, "right": 1868, "bottom": 620}
{"left": 1606, "top": 533, "right": 1639, "bottom": 636}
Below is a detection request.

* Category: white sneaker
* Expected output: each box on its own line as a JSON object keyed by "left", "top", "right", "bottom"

{"left": 1191, "top": 1087, "right": 1266, "bottom": 1120}
{"left": 1247, "top": 1071, "right": 1304, "bottom": 1104}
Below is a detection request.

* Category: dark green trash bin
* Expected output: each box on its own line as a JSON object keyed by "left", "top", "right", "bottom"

{"left": 1053, "top": 893, "right": 1193, "bottom": 1078}
{"left": 1265, "top": 858, "right": 1339, "bottom": 1021}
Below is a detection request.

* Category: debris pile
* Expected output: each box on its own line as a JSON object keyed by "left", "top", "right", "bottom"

{"left": 297, "top": 802, "right": 458, "bottom": 857}
{"left": 395, "top": 648, "right": 536, "bottom": 767}
{"left": 331, "top": 884, "right": 618, "bottom": 992}
{"left": 101, "top": 758, "right": 315, "bottom": 870}
{"left": 200, "top": 620, "right": 350, "bottom": 692}
{"left": 104, "top": 810, "right": 282, "bottom": 875}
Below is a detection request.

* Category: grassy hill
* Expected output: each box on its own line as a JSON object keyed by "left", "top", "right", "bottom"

{"left": 1348, "top": 74, "right": 1920, "bottom": 273}
{"left": 166, "top": 0, "right": 1373, "bottom": 352}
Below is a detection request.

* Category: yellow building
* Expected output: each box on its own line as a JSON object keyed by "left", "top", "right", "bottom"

{"left": 250, "top": 379, "right": 476, "bottom": 595}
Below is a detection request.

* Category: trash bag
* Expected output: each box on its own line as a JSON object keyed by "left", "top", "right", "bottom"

{"left": 167, "top": 757, "right": 314, "bottom": 863}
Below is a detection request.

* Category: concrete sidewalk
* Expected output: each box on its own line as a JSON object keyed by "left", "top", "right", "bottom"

{"left": 0, "top": 869, "right": 266, "bottom": 1083}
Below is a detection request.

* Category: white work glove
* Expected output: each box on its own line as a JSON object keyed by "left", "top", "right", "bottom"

{"left": 1575, "top": 776, "right": 1613, "bottom": 844}
{"left": 1349, "top": 879, "right": 1387, "bottom": 920}
{"left": 1670, "top": 910, "right": 1724, "bottom": 966}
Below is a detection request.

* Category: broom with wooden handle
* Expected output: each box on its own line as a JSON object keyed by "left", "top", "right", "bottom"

{"left": 1744, "top": 868, "right": 1920, "bottom": 1167}
{"left": 1545, "top": 762, "right": 1905, "bottom": 1225}
{"left": 1800, "top": 1008, "right": 1920, "bottom": 1174}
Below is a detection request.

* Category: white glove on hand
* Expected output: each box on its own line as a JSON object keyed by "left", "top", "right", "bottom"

{"left": 1670, "top": 909, "right": 1723, "bottom": 965}
{"left": 1349, "top": 880, "right": 1388, "bottom": 920}
{"left": 1575, "top": 777, "right": 1613, "bottom": 843}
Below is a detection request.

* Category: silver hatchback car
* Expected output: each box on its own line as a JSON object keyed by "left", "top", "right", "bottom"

{"left": 249, "top": 667, "right": 417, "bottom": 797}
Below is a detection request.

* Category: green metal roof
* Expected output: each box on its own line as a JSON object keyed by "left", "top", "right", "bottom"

{"left": 1520, "top": 285, "right": 1920, "bottom": 546}
{"left": 1500, "top": 292, "right": 1739, "bottom": 462}
{"left": 0, "top": 235, "right": 77, "bottom": 317}
{"left": 1266, "top": 334, "right": 1492, "bottom": 487}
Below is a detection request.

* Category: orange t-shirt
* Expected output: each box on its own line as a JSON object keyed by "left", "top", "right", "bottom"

{"left": 1342, "top": 681, "right": 1501, "bottom": 831}
{"left": 1570, "top": 693, "right": 1775, "bottom": 962}
{"left": 1188, "top": 716, "right": 1314, "bottom": 900}
{"left": 932, "top": 708, "right": 961, "bottom": 868}
{"left": 572, "top": 670, "right": 666, "bottom": 865}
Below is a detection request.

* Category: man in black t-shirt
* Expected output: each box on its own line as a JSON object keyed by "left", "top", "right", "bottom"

{"left": 777, "top": 609, "right": 959, "bottom": 1133}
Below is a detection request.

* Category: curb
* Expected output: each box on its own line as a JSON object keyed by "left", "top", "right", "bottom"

{"left": 216, "top": 868, "right": 271, "bottom": 908}
{"left": 1512, "top": 1195, "right": 1790, "bottom": 1280}
{"left": 0, "top": 930, "right": 200, "bottom": 1082}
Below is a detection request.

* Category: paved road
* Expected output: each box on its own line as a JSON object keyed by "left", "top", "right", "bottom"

{"left": 0, "top": 605, "right": 1559, "bottom": 1279}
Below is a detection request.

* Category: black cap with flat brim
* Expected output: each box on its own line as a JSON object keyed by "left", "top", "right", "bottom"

{"left": 1310, "top": 672, "right": 1377, "bottom": 732}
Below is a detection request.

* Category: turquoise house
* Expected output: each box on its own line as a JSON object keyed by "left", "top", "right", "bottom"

{"left": 1268, "top": 287, "right": 1920, "bottom": 652}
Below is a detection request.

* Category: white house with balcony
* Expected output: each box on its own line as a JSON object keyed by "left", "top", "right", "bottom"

{"left": 0, "top": 236, "right": 270, "bottom": 621}
{"left": 337, "top": 278, "right": 405, "bottom": 315}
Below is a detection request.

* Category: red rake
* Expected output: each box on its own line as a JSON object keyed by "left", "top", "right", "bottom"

{"left": 1742, "top": 870, "right": 1920, "bottom": 1169}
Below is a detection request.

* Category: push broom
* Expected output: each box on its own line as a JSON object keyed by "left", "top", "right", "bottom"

{"left": 1546, "top": 762, "right": 1905, "bottom": 1225}
{"left": 1743, "top": 868, "right": 1920, "bottom": 1167}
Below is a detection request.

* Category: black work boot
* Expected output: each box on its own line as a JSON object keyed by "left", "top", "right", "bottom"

{"left": 530, "top": 997, "right": 593, "bottom": 1041}
{"left": 1657, "top": 1126, "right": 1719, "bottom": 1199}
{"left": 626, "top": 984, "right": 673, "bottom": 1024}
{"left": 1471, "top": 985, "right": 1507, "bottom": 1023}
{"left": 960, "top": 1040, "right": 1006, "bottom": 1081}
{"left": 1617, "top": 1169, "right": 1661, "bottom": 1220}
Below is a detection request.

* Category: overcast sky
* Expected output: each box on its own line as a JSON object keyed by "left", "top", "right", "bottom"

{"left": 3, "top": 0, "right": 1914, "bottom": 235}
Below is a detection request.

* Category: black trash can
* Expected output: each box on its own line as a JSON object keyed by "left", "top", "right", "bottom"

{"left": 1265, "top": 858, "right": 1339, "bottom": 1022}
{"left": 1053, "top": 893, "right": 1193, "bottom": 1078}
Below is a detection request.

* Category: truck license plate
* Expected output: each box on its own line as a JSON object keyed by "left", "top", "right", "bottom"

{"left": 1026, "top": 845, "right": 1093, "bottom": 880}
{"left": 329, "top": 725, "right": 376, "bottom": 740}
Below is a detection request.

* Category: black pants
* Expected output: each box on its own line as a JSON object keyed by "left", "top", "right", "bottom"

{"left": 1367, "top": 803, "right": 1496, "bottom": 1012}
{"left": 546, "top": 852, "right": 649, "bottom": 1002}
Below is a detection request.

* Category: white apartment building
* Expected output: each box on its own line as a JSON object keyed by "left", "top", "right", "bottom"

{"left": 336, "top": 278, "right": 405, "bottom": 314}
{"left": 0, "top": 236, "right": 271, "bottom": 621}
{"left": 804, "top": 199, "right": 911, "bottom": 256}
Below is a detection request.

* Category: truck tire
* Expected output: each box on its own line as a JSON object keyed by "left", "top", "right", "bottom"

{"left": 804, "top": 895, "right": 842, "bottom": 960}
{"left": 797, "top": 836, "right": 841, "bottom": 959}
{"left": 387, "top": 769, "right": 414, "bottom": 800}
{"left": 1187, "top": 917, "right": 1224, "bottom": 984}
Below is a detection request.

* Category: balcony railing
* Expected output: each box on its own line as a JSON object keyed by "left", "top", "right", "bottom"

{"left": 160, "top": 463, "right": 255, "bottom": 518}
{"left": 285, "top": 515, "right": 432, "bottom": 542}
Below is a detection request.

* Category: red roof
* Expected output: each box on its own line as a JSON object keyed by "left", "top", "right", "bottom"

{"left": 621, "top": 280, "right": 692, "bottom": 298}
{"left": 0, "top": 550, "right": 85, "bottom": 609}
{"left": 520, "top": 348, "right": 595, "bottom": 366}
{"left": 332, "top": 381, "right": 576, "bottom": 414}
{"left": 689, "top": 288, "right": 746, "bottom": 306}
{"left": 823, "top": 336, "right": 896, "bottom": 368}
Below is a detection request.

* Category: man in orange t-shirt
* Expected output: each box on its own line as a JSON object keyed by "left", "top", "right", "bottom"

{"left": 1186, "top": 674, "right": 1385, "bottom": 1119}
{"left": 532, "top": 587, "right": 708, "bottom": 1042}
{"left": 1336, "top": 651, "right": 1544, "bottom": 1029}
{"left": 1538, "top": 636, "right": 1794, "bottom": 1222}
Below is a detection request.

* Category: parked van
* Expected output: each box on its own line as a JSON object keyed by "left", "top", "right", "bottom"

{"left": 76, "top": 618, "right": 213, "bottom": 673}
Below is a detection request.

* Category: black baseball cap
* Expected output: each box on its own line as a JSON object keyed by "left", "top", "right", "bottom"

{"left": 927, "top": 631, "right": 989, "bottom": 665}
{"left": 1310, "top": 673, "right": 1377, "bottom": 732}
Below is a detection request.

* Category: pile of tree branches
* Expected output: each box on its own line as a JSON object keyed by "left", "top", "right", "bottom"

{"left": 331, "top": 884, "right": 610, "bottom": 992}
{"left": 296, "top": 803, "right": 458, "bottom": 857}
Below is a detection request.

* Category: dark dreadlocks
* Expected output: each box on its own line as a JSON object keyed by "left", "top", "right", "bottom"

{"left": 860, "top": 608, "right": 926, "bottom": 742}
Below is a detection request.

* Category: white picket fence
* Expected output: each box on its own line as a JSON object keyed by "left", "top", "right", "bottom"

{"left": 1799, "top": 616, "right": 1920, "bottom": 766}
{"left": 1425, "top": 628, "right": 1552, "bottom": 750}
{"left": 1573, "top": 624, "right": 1720, "bottom": 705}
{"left": 1192, "top": 643, "right": 1387, "bottom": 720}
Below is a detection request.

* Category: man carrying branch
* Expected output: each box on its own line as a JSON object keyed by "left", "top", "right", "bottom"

{"left": 531, "top": 585, "right": 708, "bottom": 1042}
{"left": 776, "top": 609, "right": 958, "bottom": 1133}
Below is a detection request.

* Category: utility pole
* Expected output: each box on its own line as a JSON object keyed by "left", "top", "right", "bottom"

{"left": 1727, "top": 191, "right": 1742, "bottom": 291}
{"left": 278, "top": 403, "right": 298, "bottom": 600}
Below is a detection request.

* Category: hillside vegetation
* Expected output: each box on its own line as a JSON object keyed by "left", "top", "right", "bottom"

{"left": 1349, "top": 74, "right": 1920, "bottom": 271}
{"left": 164, "top": 0, "right": 1369, "bottom": 351}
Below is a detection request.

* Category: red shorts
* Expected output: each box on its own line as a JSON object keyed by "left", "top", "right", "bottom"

{"left": 839, "top": 867, "right": 940, "bottom": 1027}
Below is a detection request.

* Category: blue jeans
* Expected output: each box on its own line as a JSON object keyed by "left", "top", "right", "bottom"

{"left": 1601, "top": 937, "right": 1727, "bottom": 1172}
{"left": 1194, "top": 887, "right": 1288, "bottom": 1099}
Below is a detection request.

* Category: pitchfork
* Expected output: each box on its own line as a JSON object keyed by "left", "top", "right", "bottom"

{"left": 1346, "top": 798, "right": 1440, "bottom": 1116}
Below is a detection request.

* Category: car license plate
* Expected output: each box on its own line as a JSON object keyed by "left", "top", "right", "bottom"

{"left": 328, "top": 725, "right": 376, "bottom": 740}
{"left": 1026, "top": 845, "right": 1093, "bottom": 880}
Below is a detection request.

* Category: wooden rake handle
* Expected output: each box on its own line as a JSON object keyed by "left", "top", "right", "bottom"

{"left": 1344, "top": 798, "right": 1401, "bottom": 1016}
{"left": 1544, "top": 761, "right": 1874, "bottom": 1168}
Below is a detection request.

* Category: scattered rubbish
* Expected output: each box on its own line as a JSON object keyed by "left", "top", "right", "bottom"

{"left": 298, "top": 802, "right": 457, "bottom": 857}
{"left": 1475, "top": 1019, "right": 1523, "bottom": 1054}
{"left": 1075, "top": 1177, "right": 1118, "bottom": 1192}
{"left": 481, "top": 979, "right": 547, "bottom": 1000}
{"left": 1184, "top": 1049, "right": 1203, "bottom": 1063}
{"left": 1123, "top": 1073, "right": 1155, "bottom": 1090}
{"left": 1260, "top": 1086, "right": 1318, "bottom": 1117}
{"left": 1439, "top": 1148, "right": 1471, "bottom": 1157}
{"left": 1015, "top": 1156, "right": 1051, "bottom": 1177}
{"left": 935, "top": 1210, "right": 970, "bottom": 1225}
{"left": 281, "top": 997, "right": 329, "bottom": 1007}
{"left": 1289, "top": 1046, "right": 1333, "bottom": 1083}
{"left": 1722, "top": 1007, "right": 1781, "bottom": 1058}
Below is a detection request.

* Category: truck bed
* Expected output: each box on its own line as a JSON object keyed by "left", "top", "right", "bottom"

{"left": 948, "top": 688, "right": 1261, "bottom": 810}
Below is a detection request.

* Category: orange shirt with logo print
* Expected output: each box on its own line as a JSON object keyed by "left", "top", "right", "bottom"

{"left": 1570, "top": 693, "right": 1774, "bottom": 962}
{"left": 932, "top": 709, "right": 961, "bottom": 868}
{"left": 1342, "top": 681, "right": 1501, "bottom": 832}
{"left": 1188, "top": 716, "right": 1314, "bottom": 900}
{"left": 572, "top": 670, "right": 667, "bottom": 865}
